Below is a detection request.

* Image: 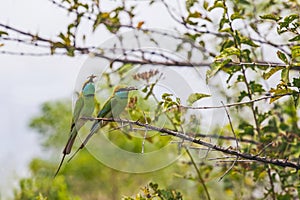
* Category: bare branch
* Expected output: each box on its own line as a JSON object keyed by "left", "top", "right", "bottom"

{"left": 185, "top": 148, "right": 211, "bottom": 200}
{"left": 0, "top": 50, "right": 65, "bottom": 56}
{"left": 194, "top": 133, "right": 258, "bottom": 145}
{"left": 1, "top": 23, "right": 300, "bottom": 71}
{"left": 218, "top": 101, "right": 238, "bottom": 181}
{"left": 82, "top": 117, "right": 300, "bottom": 170}
{"left": 180, "top": 93, "right": 294, "bottom": 110}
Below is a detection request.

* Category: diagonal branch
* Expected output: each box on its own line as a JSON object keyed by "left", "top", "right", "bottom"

{"left": 1, "top": 23, "right": 300, "bottom": 71}
{"left": 82, "top": 117, "right": 300, "bottom": 170}
{"left": 218, "top": 101, "right": 239, "bottom": 181}
{"left": 180, "top": 93, "right": 295, "bottom": 110}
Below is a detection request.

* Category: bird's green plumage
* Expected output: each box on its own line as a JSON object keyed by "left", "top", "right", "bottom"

{"left": 54, "top": 75, "right": 96, "bottom": 177}
{"left": 64, "top": 82, "right": 95, "bottom": 154}
{"left": 67, "top": 86, "right": 137, "bottom": 162}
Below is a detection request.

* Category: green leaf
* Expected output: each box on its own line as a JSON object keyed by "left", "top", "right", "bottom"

{"left": 230, "top": 12, "right": 244, "bottom": 20}
{"left": 263, "top": 66, "right": 284, "bottom": 80}
{"left": 240, "top": 36, "right": 259, "bottom": 47}
{"left": 52, "top": 42, "right": 65, "bottom": 49}
{"left": 277, "top": 51, "right": 289, "bottom": 64}
{"left": 292, "top": 91, "right": 300, "bottom": 107}
{"left": 206, "top": 59, "right": 231, "bottom": 81}
{"left": 238, "top": 90, "right": 248, "bottom": 102}
{"left": 292, "top": 77, "right": 300, "bottom": 89}
{"left": 241, "top": 49, "right": 251, "bottom": 62}
{"left": 289, "top": 35, "right": 300, "bottom": 42}
{"left": 50, "top": 41, "right": 68, "bottom": 55}
{"left": 142, "top": 86, "right": 148, "bottom": 93}
{"left": 249, "top": 81, "right": 265, "bottom": 94}
{"left": 0, "top": 31, "right": 8, "bottom": 36}
{"left": 93, "top": 12, "right": 120, "bottom": 32}
{"left": 187, "top": 93, "right": 211, "bottom": 105}
{"left": 291, "top": 46, "right": 300, "bottom": 61}
{"left": 260, "top": 14, "right": 282, "bottom": 21}
{"left": 203, "top": 0, "right": 209, "bottom": 10}
{"left": 93, "top": 13, "right": 103, "bottom": 31}
{"left": 216, "top": 47, "right": 241, "bottom": 59}
{"left": 186, "top": 0, "right": 198, "bottom": 9}
{"left": 219, "top": 16, "right": 229, "bottom": 30}
{"left": 219, "top": 28, "right": 233, "bottom": 34}
{"left": 281, "top": 67, "right": 290, "bottom": 83}
{"left": 278, "top": 14, "right": 299, "bottom": 34}
{"left": 269, "top": 85, "right": 292, "bottom": 103}
{"left": 208, "top": 0, "right": 224, "bottom": 11}
{"left": 221, "top": 39, "right": 235, "bottom": 51}
{"left": 238, "top": 122, "right": 254, "bottom": 136}
{"left": 283, "top": 14, "right": 299, "bottom": 23}
{"left": 188, "top": 11, "right": 202, "bottom": 19}
{"left": 239, "top": 0, "right": 250, "bottom": 5}
{"left": 118, "top": 63, "right": 134, "bottom": 76}
{"left": 291, "top": 78, "right": 300, "bottom": 107}
{"left": 162, "top": 93, "right": 173, "bottom": 99}
{"left": 257, "top": 111, "right": 271, "bottom": 125}
{"left": 262, "top": 117, "right": 278, "bottom": 133}
{"left": 66, "top": 47, "right": 75, "bottom": 57}
{"left": 236, "top": 74, "right": 245, "bottom": 82}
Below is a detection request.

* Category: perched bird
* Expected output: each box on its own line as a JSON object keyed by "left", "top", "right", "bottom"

{"left": 54, "top": 75, "right": 96, "bottom": 177}
{"left": 68, "top": 86, "right": 137, "bottom": 161}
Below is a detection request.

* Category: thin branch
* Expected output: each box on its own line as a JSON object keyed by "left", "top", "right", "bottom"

{"left": 208, "top": 156, "right": 237, "bottom": 161}
{"left": 1, "top": 37, "right": 51, "bottom": 48}
{"left": 1, "top": 47, "right": 299, "bottom": 73}
{"left": 141, "top": 111, "right": 148, "bottom": 154}
{"left": 0, "top": 23, "right": 52, "bottom": 43}
{"left": 254, "top": 142, "right": 273, "bottom": 157}
{"left": 180, "top": 93, "right": 294, "bottom": 110}
{"left": 194, "top": 133, "right": 258, "bottom": 145}
{"left": 185, "top": 148, "right": 211, "bottom": 200}
{"left": 267, "top": 165, "right": 276, "bottom": 200}
{"left": 241, "top": 64, "right": 262, "bottom": 137}
{"left": 0, "top": 50, "right": 65, "bottom": 56}
{"left": 215, "top": 159, "right": 259, "bottom": 163}
{"left": 81, "top": 117, "right": 300, "bottom": 170}
{"left": 48, "top": 0, "right": 217, "bottom": 57}
{"left": 221, "top": 101, "right": 239, "bottom": 150}
{"left": 218, "top": 101, "right": 238, "bottom": 181}
{"left": 1, "top": 23, "right": 300, "bottom": 71}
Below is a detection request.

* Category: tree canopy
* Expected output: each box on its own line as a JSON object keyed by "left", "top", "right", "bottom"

{"left": 2, "top": 0, "right": 300, "bottom": 199}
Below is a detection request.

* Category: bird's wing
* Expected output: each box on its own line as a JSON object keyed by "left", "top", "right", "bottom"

{"left": 97, "top": 97, "right": 112, "bottom": 118}
{"left": 72, "top": 95, "right": 84, "bottom": 123}
{"left": 54, "top": 95, "right": 84, "bottom": 178}
{"left": 67, "top": 97, "right": 113, "bottom": 162}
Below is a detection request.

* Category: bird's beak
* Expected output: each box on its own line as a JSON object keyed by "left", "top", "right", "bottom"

{"left": 126, "top": 86, "right": 138, "bottom": 91}
{"left": 87, "top": 74, "right": 97, "bottom": 82}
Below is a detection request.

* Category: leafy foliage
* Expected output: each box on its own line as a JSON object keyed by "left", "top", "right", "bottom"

{"left": 187, "top": 93, "right": 211, "bottom": 106}
{"left": 5, "top": 0, "right": 300, "bottom": 199}
{"left": 122, "top": 182, "right": 183, "bottom": 200}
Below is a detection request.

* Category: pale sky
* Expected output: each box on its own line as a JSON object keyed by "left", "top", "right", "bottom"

{"left": 1, "top": 0, "right": 294, "bottom": 198}
{"left": 0, "top": 0, "right": 180, "bottom": 198}
{"left": 0, "top": 0, "right": 84, "bottom": 197}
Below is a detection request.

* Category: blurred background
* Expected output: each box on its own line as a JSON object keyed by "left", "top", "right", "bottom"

{"left": 1, "top": 1, "right": 299, "bottom": 200}
{"left": 0, "top": 0, "right": 185, "bottom": 198}
{"left": 0, "top": 0, "right": 83, "bottom": 197}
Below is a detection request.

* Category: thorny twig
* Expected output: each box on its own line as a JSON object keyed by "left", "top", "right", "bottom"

{"left": 81, "top": 117, "right": 300, "bottom": 170}
{"left": 218, "top": 101, "right": 238, "bottom": 181}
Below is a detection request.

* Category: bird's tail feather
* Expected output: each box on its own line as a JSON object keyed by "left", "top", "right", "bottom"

{"left": 54, "top": 154, "right": 66, "bottom": 178}
{"left": 67, "top": 123, "right": 100, "bottom": 162}
{"left": 63, "top": 128, "right": 77, "bottom": 154}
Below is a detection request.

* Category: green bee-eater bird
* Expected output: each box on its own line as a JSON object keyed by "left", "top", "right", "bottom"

{"left": 54, "top": 75, "right": 96, "bottom": 177}
{"left": 68, "top": 86, "right": 137, "bottom": 161}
